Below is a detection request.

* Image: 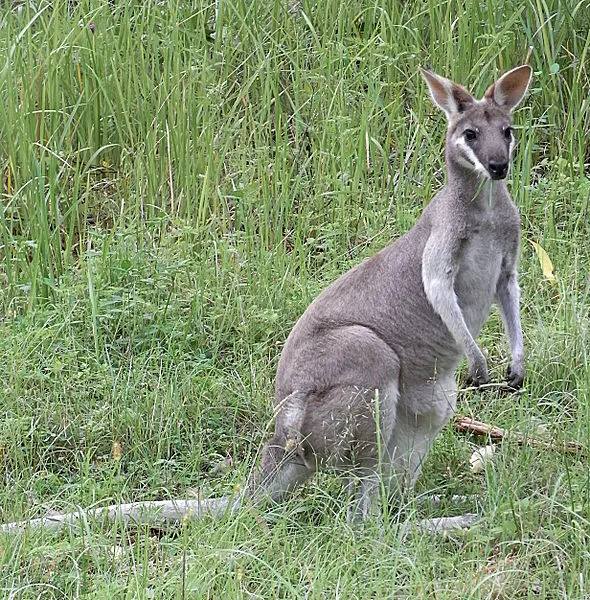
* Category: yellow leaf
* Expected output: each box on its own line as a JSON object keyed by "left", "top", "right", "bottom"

{"left": 530, "top": 241, "right": 557, "bottom": 285}
{"left": 111, "top": 441, "right": 122, "bottom": 461}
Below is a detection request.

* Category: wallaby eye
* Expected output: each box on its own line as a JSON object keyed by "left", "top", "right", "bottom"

{"left": 503, "top": 126, "right": 513, "bottom": 139}
{"left": 464, "top": 129, "right": 477, "bottom": 141}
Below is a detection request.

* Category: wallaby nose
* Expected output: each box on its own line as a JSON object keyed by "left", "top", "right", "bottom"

{"left": 488, "top": 160, "right": 509, "bottom": 180}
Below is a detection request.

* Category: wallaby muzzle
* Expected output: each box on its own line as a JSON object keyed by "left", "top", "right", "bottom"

{"left": 488, "top": 160, "right": 509, "bottom": 180}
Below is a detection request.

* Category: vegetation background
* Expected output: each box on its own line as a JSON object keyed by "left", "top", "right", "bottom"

{"left": 0, "top": 0, "right": 589, "bottom": 597}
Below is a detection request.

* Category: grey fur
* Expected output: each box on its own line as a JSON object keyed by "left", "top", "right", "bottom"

{"left": 245, "top": 66, "right": 532, "bottom": 521}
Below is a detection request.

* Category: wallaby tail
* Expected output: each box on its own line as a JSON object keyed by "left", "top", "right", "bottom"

{"left": 1, "top": 495, "right": 235, "bottom": 535}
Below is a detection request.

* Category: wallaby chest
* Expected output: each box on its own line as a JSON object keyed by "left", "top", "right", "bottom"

{"left": 454, "top": 200, "right": 519, "bottom": 335}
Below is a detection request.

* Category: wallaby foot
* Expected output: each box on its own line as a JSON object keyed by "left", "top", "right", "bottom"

{"left": 346, "top": 467, "right": 386, "bottom": 523}
{"left": 411, "top": 513, "right": 480, "bottom": 535}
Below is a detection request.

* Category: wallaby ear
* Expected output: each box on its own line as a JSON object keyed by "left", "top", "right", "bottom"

{"left": 484, "top": 65, "right": 532, "bottom": 111}
{"left": 421, "top": 69, "right": 475, "bottom": 120}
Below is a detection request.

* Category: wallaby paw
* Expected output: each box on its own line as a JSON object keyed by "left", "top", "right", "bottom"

{"left": 465, "top": 363, "right": 489, "bottom": 387}
{"left": 465, "top": 374, "right": 489, "bottom": 388}
{"left": 506, "top": 365, "right": 524, "bottom": 389}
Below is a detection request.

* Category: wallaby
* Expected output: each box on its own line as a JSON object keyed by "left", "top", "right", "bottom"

{"left": 1, "top": 66, "right": 531, "bottom": 534}
{"left": 242, "top": 64, "right": 531, "bottom": 521}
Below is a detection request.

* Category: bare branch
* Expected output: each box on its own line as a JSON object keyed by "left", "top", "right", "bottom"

{"left": 454, "top": 415, "right": 585, "bottom": 455}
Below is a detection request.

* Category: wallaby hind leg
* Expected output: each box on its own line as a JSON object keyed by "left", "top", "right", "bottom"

{"left": 246, "top": 445, "right": 314, "bottom": 506}
{"left": 346, "top": 464, "right": 386, "bottom": 523}
{"left": 386, "top": 375, "right": 457, "bottom": 499}
{"left": 345, "top": 383, "right": 400, "bottom": 522}
{"left": 243, "top": 390, "right": 315, "bottom": 507}
{"left": 231, "top": 447, "right": 312, "bottom": 516}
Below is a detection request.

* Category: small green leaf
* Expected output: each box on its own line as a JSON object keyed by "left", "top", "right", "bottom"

{"left": 550, "top": 63, "right": 560, "bottom": 74}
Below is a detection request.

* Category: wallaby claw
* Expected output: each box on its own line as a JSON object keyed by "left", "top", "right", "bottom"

{"left": 465, "top": 360, "right": 489, "bottom": 388}
{"left": 465, "top": 373, "right": 489, "bottom": 388}
{"left": 505, "top": 365, "right": 524, "bottom": 390}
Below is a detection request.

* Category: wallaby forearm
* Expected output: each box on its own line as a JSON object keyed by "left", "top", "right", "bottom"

{"left": 496, "top": 269, "right": 525, "bottom": 386}
{"left": 421, "top": 233, "right": 488, "bottom": 382}
{"left": 422, "top": 271, "right": 488, "bottom": 378}
{"left": 497, "top": 283, "right": 524, "bottom": 359}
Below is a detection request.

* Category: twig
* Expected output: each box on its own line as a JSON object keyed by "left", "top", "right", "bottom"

{"left": 419, "top": 493, "right": 479, "bottom": 506}
{"left": 459, "top": 381, "right": 524, "bottom": 394}
{"left": 454, "top": 416, "right": 585, "bottom": 455}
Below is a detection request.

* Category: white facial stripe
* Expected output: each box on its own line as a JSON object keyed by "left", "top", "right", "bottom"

{"left": 506, "top": 135, "right": 515, "bottom": 176}
{"left": 455, "top": 137, "right": 489, "bottom": 178}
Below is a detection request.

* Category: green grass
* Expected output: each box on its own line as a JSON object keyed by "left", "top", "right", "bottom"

{"left": 1, "top": 0, "right": 589, "bottom": 597}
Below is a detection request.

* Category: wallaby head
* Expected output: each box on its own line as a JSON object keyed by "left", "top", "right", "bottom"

{"left": 421, "top": 65, "right": 532, "bottom": 181}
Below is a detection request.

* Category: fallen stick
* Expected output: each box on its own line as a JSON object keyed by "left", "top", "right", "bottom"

{"left": 454, "top": 416, "right": 585, "bottom": 455}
